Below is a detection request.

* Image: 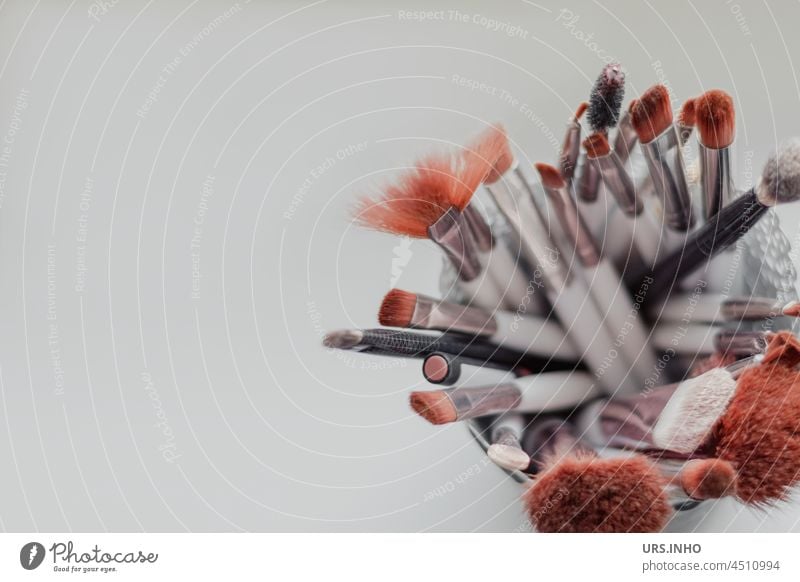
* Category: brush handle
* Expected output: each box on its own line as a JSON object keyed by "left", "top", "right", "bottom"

{"left": 652, "top": 323, "right": 716, "bottom": 356}
{"left": 588, "top": 259, "right": 659, "bottom": 383}
{"left": 649, "top": 293, "right": 780, "bottom": 324}
{"left": 493, "top": 310, "right": 578, "bottom": 360}
{"left": 630, "top": 189, "right": 766, "bottom": 303}
{"left": 456, "top": 273, "right": 505, "bottom": 312}
{"left": 482, "top": 240, "right": 538, "bottom": 312}
{"left": 514, "top": 371, "right": 602, "bottom": 413}
{"left": 358, "top": 329, "right": 575, "bottom": 372}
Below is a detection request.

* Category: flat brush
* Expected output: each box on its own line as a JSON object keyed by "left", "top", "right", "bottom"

{"left": 409, "top": 371, "right": 601, "bottom": 425}
{"left": 323, "top": 328, "right": 574, "bottom": 372}
{"left": 379, "top": 289, "right": 577, "bottom": 361}
{"left": 650, "top": 294, "right": 790, "bottom": 324}
{"left": 536, "top": 162, "right": 658, "bottom": 387}
{"left": 487, "top": 413, "right": 531, "bottom": 472}
{"left": 421, "top": 352, "right": 510, "bottom": 386}
{"left": 478, "top": 129, "right": 639, "bottom": 394}
{"left": 696, "top": 90, "right": 735, "bottom": 220}
{"left": 629, "top": 84, "right": 694, "bottom": 232}
{"left": 630, "top": 139, "right": 800, "bottom": 303}
{"left": 522, "top": 419, "right": 671, "bottom": 532}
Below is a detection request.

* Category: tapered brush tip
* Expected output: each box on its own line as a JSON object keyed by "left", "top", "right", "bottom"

{"left": 587, "top": 63, "right": 625, "bottom": 132}
{"left": 534, "top": 163, "right": 566, "bottom": 189}
{"left": 323, "top": 329, "right": 363, "bottom": 349}
{"left": 695, "top": 90, "right": 735, "bottom": 149}
{"left": 680, "top": 459, "right": 737, "bottom": 500}
{"left": 378, "top": 289, "right": 417, "bottom": 327}
{"left": 782, "top": 301, "right": 800, "bottom": 317}
{"left": 629, "top": 84, "right": 673, "bottom": 143}
{"left": 582, "top": 132, "right": 611, "bottom": 159}
{"left": 574, "top": 101, "right": 589, "bottom": 121}
{"left": 466, "top": 124, "right": 513, "bottom": 185}
{"left": 524, "top": 455, "right": 671, "bottom": 532}
{"left": 758, "top": 138, "right": 800, "bottom": 206}
{"left": 488, "top": 444, "right": 531, "bottom": 472}
{"left": 409, "top": 391, "right": 457, "bottom": 425}
{"left": 678, "top": 98, "right": 696, "bottom": 127}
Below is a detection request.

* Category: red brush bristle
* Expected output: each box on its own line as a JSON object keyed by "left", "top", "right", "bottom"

{"left": 680, "top": 459, "right": 737, "bottom": 500}
{"left": 711, "top": 332, "right": 800, "bottom": 505}
{"left": 629, "top": 84, "right": 673, "bottom": 143}
{"left": 534, "top": 163, "right": 566, "bottom": 189}
{"left": 678, "top": 98, "right": 696, "bottom": 127}
{"left": 409, "top": 391, "right": 457, "bottom": 425}
{"left": 582, "top": 132, "right": 611, "bottom": 159}
{"left": 524, "top": 454, "right": 671, "bottom": 532}
{"left": 465, "top": 125, "right": 513, "bottom": 186}
{"left": 353, "top": 154, "right": 457, "bottom": 238}
{"left": 574, "top": 101, "right": 589, "bottom": 121}
{"left": 695, "top": 90, "right": 735, "bottom": 149}
{"left": 378, "top": 289, "right": 416, "bottom": 327}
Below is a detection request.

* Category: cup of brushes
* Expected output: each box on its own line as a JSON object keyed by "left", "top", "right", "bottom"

{"left": 323, "top": 62, "right": 800, "bottom": 532}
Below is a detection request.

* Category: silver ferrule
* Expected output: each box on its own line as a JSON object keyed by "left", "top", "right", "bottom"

{"left": 714, "top": 330, "right": 769, "bottom": 357}
{"left": 613, "top": 111, "right": 638, "bottom": 166}
{"left": 593, "top": 153, "right": 642, "bottom": 217}
{"left": 491, "top": 426, "right": 522, "bottom": 448}
{"left": 720, "top": 296, "right": 781, "bottom": 321}
{"left": 428, "top": 208, "right": 483, "bottom": 282}
{"left": 699, "top": 142, "right": 734, "bottom": 220}
{"left": 461, "top": 204, "right": 493, "bottom": 253}
{"left": 541, "top": 182, "right": 600, "bottom": 267}
{"left": 411, "top": 294, "right": 497, "bottom": 336}
{"left": 576, "top": 154, "right": 601, "bottom": 202}
{"left": 484, "top": 163, "right": 571, "bottom": 289}
{"left": 677, "top": 123, "right": 693, "bottom": 147}
{"left": 641, "top": 125, "right": 694, "bottom": 231}
{"left": 445, "top": 383, "right": 522, "bottom": 421}
{"left": 560, "top": 120, "right": 581, "bottom": 183}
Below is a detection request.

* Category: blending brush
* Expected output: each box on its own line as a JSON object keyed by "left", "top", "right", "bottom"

{"left": 536, "top": 162, "right": 658, "bottom": 386}
{"left": 379, "top": 289, "right": 577, "bottom": 361}
{"left": 409, "top": 371, "right": 601, "bottom": 425}
{"left": 522, "top": 419, "right": 672, "bottom": 532}
{"left": 487, "top": 413, "right": 531, "bottom": 472}
{"left": 696, "top": 90, "right": 736, "bottom": 220}
{"left": 560, "top": 102, "right": 588, "bottom": 188}
{"left": 474, "top": 128, "right": 640, "bottom": 395}
{"left": 323, "top": 328, "right": 575, "bottom": 372}
{"left": 630, "top": 139, "right": 800, "bottom": 303}
{"left": 629, "top": 84, "right": 695, "bottom": 232}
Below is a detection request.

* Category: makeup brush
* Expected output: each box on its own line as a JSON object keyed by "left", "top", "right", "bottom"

{"left": 582, "top": 132, "right": 660, "bottom": 264}
{"left": 355, "top": 156, "right": 501, "bottom": 309}
{"left": 478, "top": 129, "right": 640, "bottom": 395}
{"left": 631, "top": 139, "right": 800, "bottom": 303}
{"left": 409, "top": 371, "right": 601, "bottom": 425}
{"left": 560, "top": 102, "right": 588, "bottom": 186}
{"left": 629, "top": 84, "right": 694, "bottom": 232}
{"left": 536, "top": 162, "right": 659, "bottom": 386}
{"left": 379, "top": 289, "right": 577, "bottom": 361}
{"left": 649, "top": 294, "right": 789, "bottom": 324}
{"left": 651, "top": 326, "right": 768, "bottom": 358}
{"left": 677, "top": 458, "right": 737, "bottom": 500}
{"left": 421, "top": 352, "right": 511, "bottom": 386}
{"left": 612, "top": 110, "right": 638, "bottom": 166}
{"left": 696, "top": 90, "right": 735, "bottom": 219}
{"left": 703, "top": 331, "right": 800, "bottom": 504}
{"left": 323, "top": 328, "right": 575, "bottom": 372}
{"left": 677, "top": 98, "right": 696, "bottom": 146}
{"left": 523, "top": 420, "right": 671, "bottom": 532}
{"left": 487, "top": 413, "right": 531, "bottom": 472}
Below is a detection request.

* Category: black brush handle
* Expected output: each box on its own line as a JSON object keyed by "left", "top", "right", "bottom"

{"left": 628, "top": 190, "right": 767, "bottom": 304}
{"left": 359, "top": 329, "right": 576, "bottom": 373}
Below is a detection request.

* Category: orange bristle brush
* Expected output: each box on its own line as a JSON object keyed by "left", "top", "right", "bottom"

{"left": 695, "top": 89, "right": 736, "bottom": 219}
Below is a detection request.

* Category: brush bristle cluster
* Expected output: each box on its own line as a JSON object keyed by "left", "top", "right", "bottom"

{"left": 759, "top": 138, "right": 800, "bottom": 205}
{"left": 680, "top": 459, "right": 737, "bottom": 500}
{"left": 629, "top": 84, "right": 673, "bottom": 143}
{"left": 409, "top": 390, "right": 457, "bottom": 425}
{"left": 695, "top": 90, "right": 735, "bottom": 149}
{"left": 582, "top": 132, "right": 611, "bottom": 159}
{"left": 534, "top": 163, "right": 566, "bottom": 189}
{"left": 587, "top": 63, "right": 625, "bottom": 132}
{"left": 678, "top": 98, "right": 696, "bottom": 128}
{"left": 710, "top": 332, "right": 800, "bottom": 504}
{"left": 524, "top": 454, "right": 671, "bottom": 532}
{"left": 378, "top": 289, "right": 417, "bottom": 328}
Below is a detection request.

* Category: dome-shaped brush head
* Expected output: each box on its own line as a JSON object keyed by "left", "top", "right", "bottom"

{"left": 757, "top": 138, "right": 800, "bottom": 206}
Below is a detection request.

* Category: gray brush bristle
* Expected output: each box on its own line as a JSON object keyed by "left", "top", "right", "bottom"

{"left": 587, "top": 63, "right": 625, "bottom": 132}
{"left": 759, "top": 138, "right": 800, "bottom": 205}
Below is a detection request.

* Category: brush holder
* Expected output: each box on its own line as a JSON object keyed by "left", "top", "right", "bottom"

{"left": 442, "top": 168, "right": 799, "bottom": 516}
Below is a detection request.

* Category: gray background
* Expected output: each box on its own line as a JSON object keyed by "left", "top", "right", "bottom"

{"left": 0, "top": 0, "right": 799, "bottom": 532}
